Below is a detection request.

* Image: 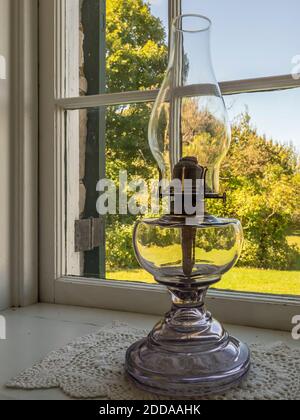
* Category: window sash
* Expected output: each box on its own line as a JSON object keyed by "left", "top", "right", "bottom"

{"left": 39, "top": 0, "right": 300, "bottom": 331}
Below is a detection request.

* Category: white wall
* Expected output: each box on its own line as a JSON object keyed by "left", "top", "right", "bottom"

{"left": 0, "top": 0, "right": 12, "bottom": 309}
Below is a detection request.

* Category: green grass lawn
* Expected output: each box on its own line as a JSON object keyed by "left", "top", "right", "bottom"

{"left": 106, "top": 267, "right": 300, "bottom": 295}
{"left": 107, "top": 235, "right": 300, "bottom": 296}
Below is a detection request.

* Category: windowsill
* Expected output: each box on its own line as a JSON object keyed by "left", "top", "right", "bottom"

{"left": 0, "top": 303, "right": 297, "bottom": 400}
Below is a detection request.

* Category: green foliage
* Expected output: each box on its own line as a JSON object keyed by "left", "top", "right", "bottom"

{"left": 208, "top": 114, "right": 300, "bottom": 269}
{"left": 106, "top": 222, "right": 137, "bottom": 270}
{"left": 105, "top": 0, "right": 165, "bottom": 195}
{"left": 104, "top": 1, "right": 300, "bottom": 272}
{"left": 106, "top": 0, "right": 168, "bottom": 92}
{"left": 105, "top": 0, "right": 168, "bottom": 271}
{"left": 106, "top": 104, "right": 158, "bottom": 184}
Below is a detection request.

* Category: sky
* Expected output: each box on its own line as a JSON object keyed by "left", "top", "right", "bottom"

{"left": 149, "top": 0, "right": 300, "bottom": 152}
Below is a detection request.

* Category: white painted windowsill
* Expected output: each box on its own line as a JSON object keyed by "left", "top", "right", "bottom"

{"left": 0, "top": 303, "right": 298, "bottom": 400}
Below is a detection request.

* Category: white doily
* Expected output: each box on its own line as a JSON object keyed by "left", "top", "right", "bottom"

{"left": 6, "top": 322, "right": 300, "bottom": 400}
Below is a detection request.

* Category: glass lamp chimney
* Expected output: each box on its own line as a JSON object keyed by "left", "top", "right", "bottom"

{"left": 148, "top": 14, "right": 231, "bottom": 194}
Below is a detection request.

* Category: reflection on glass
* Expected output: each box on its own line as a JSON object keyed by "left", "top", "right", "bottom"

{"left": 134, "top": 215, "right": 243, "bottom": 285}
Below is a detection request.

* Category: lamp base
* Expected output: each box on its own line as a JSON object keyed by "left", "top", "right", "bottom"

{"left": 125, "top": 298, "right": 250, "bottom": 397}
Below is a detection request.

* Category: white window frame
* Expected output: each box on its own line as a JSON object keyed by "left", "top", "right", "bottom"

{"left": 39, "top": 0, "right": 300, "bottom": 331}
{"left": 11, "top": 0, "right": 38, "bottom": 308}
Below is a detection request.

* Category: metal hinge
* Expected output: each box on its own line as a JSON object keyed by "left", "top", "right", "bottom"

{"left": 75, "top": 218, "right": 103, "bottom": 252}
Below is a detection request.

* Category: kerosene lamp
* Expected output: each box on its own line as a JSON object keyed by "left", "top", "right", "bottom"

{"left": 125, "top": 14, "right": 250, "bottom": 396}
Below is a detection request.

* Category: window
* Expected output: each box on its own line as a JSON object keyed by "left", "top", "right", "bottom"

{"left": 40, "top": 0, "right": 300, "bottom": 329}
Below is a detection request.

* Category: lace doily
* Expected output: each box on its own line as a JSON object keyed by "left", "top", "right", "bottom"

{"left": 6, "top": 322, "right": 300, "bottom": 400}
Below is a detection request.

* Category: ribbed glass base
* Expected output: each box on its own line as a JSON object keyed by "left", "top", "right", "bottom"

{"left": 125, "top": 295, "right": 250, "bottom": 397}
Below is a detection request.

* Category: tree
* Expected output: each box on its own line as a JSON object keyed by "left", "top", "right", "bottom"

{"left": 105, "top": 0, "right": 168, "bottom": 183}
{"left": 106, "top": 0, "right": 168, "bottom": 92}
{"left": 104, "top": 1, "right": 300, "bottom": 272}
{"left": 105, "top": 0, "right": 168, "bottom": 270}
{"left": 208, "top": 113, "right": 300, "bottom": 269}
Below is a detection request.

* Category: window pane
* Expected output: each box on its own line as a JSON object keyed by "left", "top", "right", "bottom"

{"left": 182, "top": 0, "right": 300, "bottom": 81}
{"left": 66, "top": 0, "right": 300, "bottom": 98}
{"left": 65, "top": 103, "right": 157, "bottom": 283}
{"left": 67, "top": 0, "right": 168, "bottom": 98}
{"left": 225, "top": 88, "right": 300, "bottom": 153}
{"left": 211, "top": 88, "right": 300, "bottom": 295}
{"left": 65, "top": 90, "right": 300, "bottom": 296}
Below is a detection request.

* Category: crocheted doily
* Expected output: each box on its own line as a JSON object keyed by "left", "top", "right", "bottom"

{"left": 6, "top": 322, "right": 300, "bottom": 400}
